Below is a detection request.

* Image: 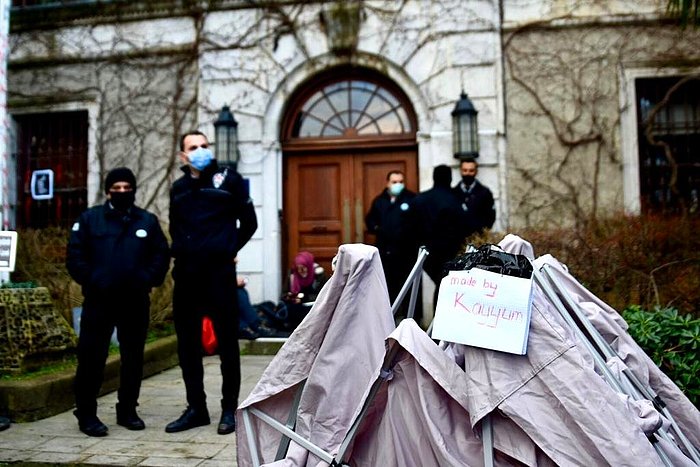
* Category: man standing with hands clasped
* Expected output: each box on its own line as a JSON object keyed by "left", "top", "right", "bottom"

{"left": 67, "top": 167, "right": 170, "bottom": 437}
{"left": 453, "top": 157, "right": 496, "bottom": 238}
{"left": 167, "top": 131, "right": 257, "bottom": 435}
{"left": 365, "top": 170, "right": 419, "bottom": 321}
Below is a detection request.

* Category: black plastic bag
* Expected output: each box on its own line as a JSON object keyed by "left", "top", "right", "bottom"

{"left": 443, "top": 244, "right": 533, "bottom": 279}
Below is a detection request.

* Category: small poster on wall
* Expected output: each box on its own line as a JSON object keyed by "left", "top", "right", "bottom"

{"left": 30, "top": 169, "right": 54, "bottom": 200}
{"left": 0, "top": 231, "right": 18, "bottom": 272}
{"left": 432, "top": 267, "right": 534, "bottom": 355}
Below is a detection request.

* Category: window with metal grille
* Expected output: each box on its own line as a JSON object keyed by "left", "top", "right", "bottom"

{"left": 290, "top": 79, "right": 414, "bottom": 138}
{"left": 636, "top": 77, "right": 700, "bottom": 214}
{"left": 14, "top": 110, "right": 88, "bottom": 228}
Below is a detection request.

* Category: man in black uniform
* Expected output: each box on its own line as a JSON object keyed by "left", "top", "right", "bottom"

{"left": 453, "top": 157, "right": 495, "bottom": 237}
{"left": 166, "top": 131, "right": 257, "bottom": 435}
{"left": 365, "top": 170, "right": 419, "bottom": 321}
{"left": 411, "top": 165, "right": 466, "bottom": 310}
{"left": 67, "top": 167, "right": 170, "bottom": 437}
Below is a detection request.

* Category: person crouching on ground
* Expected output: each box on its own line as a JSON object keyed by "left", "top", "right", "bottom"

{"left": 66, "top": 167, "right": 170, "bottom": 437}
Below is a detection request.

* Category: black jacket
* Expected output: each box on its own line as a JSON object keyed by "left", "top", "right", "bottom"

{"left": 452, "top": 179, "right": 495, "bottom": 236}
{"left": 67, "top": 202, "right": 170, "bottom": 298}
{"left": 169, "top": 162, "right": 257, "bottom": 268}
{"left": 365, "top": 189, "right": 417, "bottom": 257}
{"left": 410, "top": 185, "right": 466, "bottom": 277}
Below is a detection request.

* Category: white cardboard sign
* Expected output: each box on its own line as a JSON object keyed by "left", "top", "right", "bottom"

{"left": 0, "top": 231, "right": 18, "bottom": 272}
{"left": 432, "top": 268, "right": 534, "bottom": 355}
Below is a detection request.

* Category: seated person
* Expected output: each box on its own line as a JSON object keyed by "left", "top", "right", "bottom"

{"left": 279, "top": 251, "right": 327, "bottom": 328}
{"left": 237, "top": 276, "right": 290, "bottom": 339}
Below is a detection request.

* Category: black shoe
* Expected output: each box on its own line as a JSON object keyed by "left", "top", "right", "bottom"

{"left": 116, "top": 405, "right": 145, "bottom": 431}
{"left": 0, "top": 416, "right": 10, "bottom": 432}
{"left": 165, "top": 407, "right": 210, "bottom": 433}
{"left": 217, "top": 409, "right": 236, "bottom": 435}
{"left": 74, "top": 410, "right": 108, "bottom": 437}
{"left": 238, "top": 326, "right": 260, "bottom": 340}
{"left": 256, "top": 324, "right": 291, "bottom": 338}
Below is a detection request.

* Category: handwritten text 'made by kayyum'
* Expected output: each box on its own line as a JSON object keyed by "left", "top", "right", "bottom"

{"left": 448, "top": 274, "right": 523, "bottom": 328}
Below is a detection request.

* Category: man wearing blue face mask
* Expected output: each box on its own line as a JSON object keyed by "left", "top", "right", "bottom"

{"left": 167, "top": 131, "right": 257, "bottom": 436}
{"left": 365, "top": 170, "right": 420, "bottom": 322}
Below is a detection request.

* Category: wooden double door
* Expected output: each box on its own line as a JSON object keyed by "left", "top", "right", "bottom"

{"left": 283, "top": 149, "right": 418, "bottom": 275}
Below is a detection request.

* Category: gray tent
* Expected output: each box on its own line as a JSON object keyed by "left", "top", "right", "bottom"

{"left": 237, "top": 239, "right": 699, "bottom": 466}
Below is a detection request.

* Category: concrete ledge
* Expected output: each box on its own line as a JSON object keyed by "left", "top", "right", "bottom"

{"left": 0, "top": 335, "right": 284, "bottom": 422}
{"left": 0, "top": 335, "right": 178, "bottom": 422}
{"left": 240, "top": 337, "right": 286, "bottom": 355}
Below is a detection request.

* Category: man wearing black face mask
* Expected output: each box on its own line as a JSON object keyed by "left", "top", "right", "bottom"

{"left": 452, "top": 157, "right": 496, "bottom": 238}
{"left": 67, "top": 167, "right": 170, "bottom": 437}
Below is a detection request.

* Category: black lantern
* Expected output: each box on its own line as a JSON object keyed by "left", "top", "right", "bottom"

{"left": 214, "top": 105, "right": 239, "bottom": 168}
{"left": 451, "top": 92, "right": 479, "bottom": 159}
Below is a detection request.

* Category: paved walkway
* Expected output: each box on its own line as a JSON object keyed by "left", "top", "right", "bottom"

{"left": 0, "top": 354, "right": 275, "bottom": 466}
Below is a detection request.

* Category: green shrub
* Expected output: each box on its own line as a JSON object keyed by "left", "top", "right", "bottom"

{"left": 11, "top": 227, "right": 174, "bottom": 330}
{"left": 622, "top": 306, "right": 700, "bottom": 408}
{"left": 470, "top": 213, "right": 700, "bottom": 316}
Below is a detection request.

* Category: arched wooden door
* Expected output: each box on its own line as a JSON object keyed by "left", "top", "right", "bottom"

{"left": 281, "top": 68, "right": 418, "bottom": 276}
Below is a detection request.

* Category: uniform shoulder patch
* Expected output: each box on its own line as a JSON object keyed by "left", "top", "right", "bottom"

{"left": 72, "top": 222, "right": 80, "bottom": 232}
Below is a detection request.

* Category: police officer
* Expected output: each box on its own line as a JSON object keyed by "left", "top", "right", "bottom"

{"left": 452, "top": 157, "right": 496, "bottom": 237}
{"left": 411, "top": 165, "right": 466, "bottom": 310}
{"left": 67, "top": 167, "right": 170, "bottom": 437}
{"left": 365, "top": 170, "right": 420, "bottom": 321}
{"left": 166, "top": 131, "right": 257, "bottom": 435}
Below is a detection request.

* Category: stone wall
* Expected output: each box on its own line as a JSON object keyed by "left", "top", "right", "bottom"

{"left": 503, "top": 21, "right": 700, "bottom": 228}
{"left": 0, "top": 287, "right": 77, "bottom": 374}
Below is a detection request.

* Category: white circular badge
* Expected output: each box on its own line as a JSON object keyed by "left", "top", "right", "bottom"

{"left": 135, "top": 229, "right": 148, "bottom": 238}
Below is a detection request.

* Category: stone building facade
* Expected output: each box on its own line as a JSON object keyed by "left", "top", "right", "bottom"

{"left": 4, "top": 0, "right": 700, "bottom": 311}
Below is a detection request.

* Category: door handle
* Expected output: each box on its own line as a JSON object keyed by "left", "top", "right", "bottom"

{"left": 342, "top": 198, "right": 351, "bottom": 244}
{"left": 355, "top": 199, "right": 363, "bottom": 243}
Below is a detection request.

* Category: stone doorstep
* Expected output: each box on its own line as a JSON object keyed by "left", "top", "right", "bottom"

{"left": 0, "top": 335, "right": 285, "bottom": 422}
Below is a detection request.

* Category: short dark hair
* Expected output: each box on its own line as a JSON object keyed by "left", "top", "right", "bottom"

{"left": 386, "top": 170, "right": 404, "bottom": 181}
{"left": 433, "top": 165, "right": 452, "bottom": 187}
{"left": 459, "top": 157, "right": 478, "bottom": 167}
{"left": 179, "top": 131, "right": 207, "bottom": 151}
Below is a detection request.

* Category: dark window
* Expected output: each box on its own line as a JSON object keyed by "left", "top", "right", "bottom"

{"left": 11, "top": 0, "right": 92, "bottom": 6}
{"left": 14, "top": 110, "right": 88, "bottom": 228}
{"left": 636, "top": 77, "right": 700, "bottom": 214}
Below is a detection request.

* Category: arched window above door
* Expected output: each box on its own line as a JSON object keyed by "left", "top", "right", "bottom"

{"left": 289, "top": 79, "right": 415, "bottom": 138}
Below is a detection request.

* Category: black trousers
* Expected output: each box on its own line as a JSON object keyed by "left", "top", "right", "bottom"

{"left": 74, "top": 294, "right": 150, "bottom": 416}
{"left": 381, "top": 250, "right": 422, "bottom": 323}
{"left": 172, "top": 263, "right": 240, "bottom": 411}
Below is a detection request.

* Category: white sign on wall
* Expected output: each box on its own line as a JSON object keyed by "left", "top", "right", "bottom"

{"left": 30, "top": 169, "right": 54, "bottom": 200}
{"left": 0, "top": 230, "right": 17, "bottom": 272}
{"left": 432, "top": 268, "right": 534, "bottom": 355}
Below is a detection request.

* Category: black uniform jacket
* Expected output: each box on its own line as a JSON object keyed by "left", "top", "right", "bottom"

{"left": 66, "top": 202, "right": 170, "bottom": 299}
{"left": 365, "top": 188, "right": 417, "bottom": 257}
{"left": 169, "top": 161, "right": 257, "bottom": 269}
{"left": 410, "top": 186, "right": 466, "bottom": 264}
{"left": 452, "top": 179, "right": 495, "bottom": 236}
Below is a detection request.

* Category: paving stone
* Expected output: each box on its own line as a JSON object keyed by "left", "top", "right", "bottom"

{"left": 0, "top": 354, "right": 275, "bottom": 465}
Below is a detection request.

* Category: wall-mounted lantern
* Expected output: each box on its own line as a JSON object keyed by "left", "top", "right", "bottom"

{"left": 451, "top": 92, "right": 479, "bottom": 159}
{"left": 214, "top": 105, "right": 239, "bottom": 168}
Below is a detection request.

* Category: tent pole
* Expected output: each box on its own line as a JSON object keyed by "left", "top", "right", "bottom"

{"left": 392, "top": 247, "right": 429, "bottom": 318}
{"left": 274, "top": 380, "right": 307, "bottom": 460}
{"left": 482, "top": 414, "right": 494, "bottom": 467}
{"left": 335, "top": 344, "right": 402, "bottom": 464}
{"left": 542, "top": 265, "right": 700, "bottom": 464}
{"left": 242, "top": 408, "right": 262, "bottom": 467}
{"left": 248, "top": 407, "right": 336, "bottom": 463}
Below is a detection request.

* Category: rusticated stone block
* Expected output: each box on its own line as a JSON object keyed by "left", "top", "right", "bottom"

{"left": 0, "top": 287, "right": 77, "bottom": 373}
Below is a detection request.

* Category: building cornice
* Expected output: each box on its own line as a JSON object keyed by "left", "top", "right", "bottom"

{"left": 10, "top": 0, "right": 331, "bottom": 33}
